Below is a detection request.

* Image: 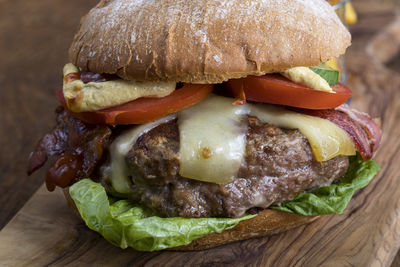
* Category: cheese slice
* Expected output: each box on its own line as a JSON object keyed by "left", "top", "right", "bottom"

{"left": 62, "top": 63, "right": 176, "bottom": 112}
{"left": 178, "top": 96, "right": 249, "bottom": 184}
{"left": 106, "top": 95, "right": 356, "bottom": 192}
{"left": 177, "top": 95, "right": 355, "bottom": 184}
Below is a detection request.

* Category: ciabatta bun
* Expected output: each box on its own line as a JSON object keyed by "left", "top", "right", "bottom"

{"left": 69, "top": 0, "right": 350, "bottom": 84}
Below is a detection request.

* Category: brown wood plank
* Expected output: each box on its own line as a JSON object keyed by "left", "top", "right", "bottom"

{"left": 1, "top": 0, "right": 400, "bottom": 266}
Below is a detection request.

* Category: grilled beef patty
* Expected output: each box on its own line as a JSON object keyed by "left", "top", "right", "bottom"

{"left": 126, "top": 117, "right": 349, "bottom": 218}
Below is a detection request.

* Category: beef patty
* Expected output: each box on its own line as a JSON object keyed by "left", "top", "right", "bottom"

{"left": 125, "top": 117, "right": 349, "bottom": 218}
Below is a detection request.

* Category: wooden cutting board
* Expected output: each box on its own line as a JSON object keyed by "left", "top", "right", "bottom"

{"left": 1, "top": 3, "right": 400, "bottom": 267}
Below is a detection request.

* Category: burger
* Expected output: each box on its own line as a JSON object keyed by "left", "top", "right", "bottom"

{"left": 28, "top": 0, "right": 382, "bottom": 251}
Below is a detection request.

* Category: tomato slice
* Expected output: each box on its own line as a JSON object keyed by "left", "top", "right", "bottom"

{"left": 56, "top": 84, "right": 213, "bottom": 125}
{"left": 226, "top": 74, "right": 352, "bottom": 109}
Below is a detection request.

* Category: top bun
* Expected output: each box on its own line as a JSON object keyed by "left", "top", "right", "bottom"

{"left": 69, "top": 0, "right": 351, "bottom": 84}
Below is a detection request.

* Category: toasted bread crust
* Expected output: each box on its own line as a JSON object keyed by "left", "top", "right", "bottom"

{"left": 69, "top": 0, "right": 350, "bottom": 84}
{"left": 172, "top": 209, "right": 318, "bottom": 251}
{"left": 63, "top": 188, "right": 317, "bottom": 251}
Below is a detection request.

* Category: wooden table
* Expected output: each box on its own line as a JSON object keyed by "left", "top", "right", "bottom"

{"left": 1, "top": 0, "right": 400, "bottom": 266}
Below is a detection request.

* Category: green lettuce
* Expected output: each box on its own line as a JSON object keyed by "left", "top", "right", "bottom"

{"left": 272, "top": 154, "right": 380, "bottom": 216}
{"left": 69, "top": 179, "right": 255, "bottom": 251}
{"left": 69, "top": 154, "right": 379, "bottom": 251}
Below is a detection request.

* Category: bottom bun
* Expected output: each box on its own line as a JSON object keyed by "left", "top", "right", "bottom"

{"left": 63, "top": 188, "right": 318, "bottom": 251}
{"left": 173, "top": 210, "right": 318, "bottom": 251}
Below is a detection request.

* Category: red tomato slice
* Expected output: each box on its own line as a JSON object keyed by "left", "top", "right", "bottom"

{"left": 56, "top": 84, "right": 213, "bottom": 125}
{"left": 226, "top": 74, "right": 352, "bottom": 109}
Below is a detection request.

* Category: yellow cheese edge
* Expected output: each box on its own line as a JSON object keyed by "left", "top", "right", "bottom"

{"left": 250, "top": 103, "right": 356, "bottom": 161}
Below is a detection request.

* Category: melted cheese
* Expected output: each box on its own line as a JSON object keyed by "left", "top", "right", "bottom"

{"left": 106, "top": 95, "right": 355, "bottom": 192}
{"left": 177, "top": 95, "right": 355, "bottom": 184}
{"left": 108, "top": 114, "right": 176, "bottom": 194}
{"left": 62, "top": 63, "right": 176, "bottom": 112}
{"left": 178, "top": 96, "right": 249, "bottom": 184}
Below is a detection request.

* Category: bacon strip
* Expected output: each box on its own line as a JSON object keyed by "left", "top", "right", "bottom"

{"left": 336, "top": 104, "right": 382, "bottom": 153}
{"left": 298, "top": 106, "right": 382, "bottom": 161}
{"left": 27, "top": 107, "right": 69, "bottom": 175}
{"left": 28, "top": 108, "right": 112, "bottom": 191}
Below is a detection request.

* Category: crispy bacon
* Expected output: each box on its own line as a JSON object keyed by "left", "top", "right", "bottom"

{"left": 27, "top": 107, "right": 112, "bottom": 191}
{"left": 298, "top": 105, "right": 382, "bottom": 161}
{"left": 336, "top": 104, "right": 382, "bottom": 153}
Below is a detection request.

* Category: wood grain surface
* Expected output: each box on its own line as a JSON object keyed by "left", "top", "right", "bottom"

{"left": 1, "top": 0, "right": 400, "bottom": 266}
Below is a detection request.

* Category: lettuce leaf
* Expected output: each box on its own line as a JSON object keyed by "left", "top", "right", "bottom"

{"left": 69, "top": 154, "right": 379, "bottom": 251}
{"left": 69, "top": 179, "right": 255, "bottom": 251}
{"left": 272, "top": 154, "right": 380, "bottom": 216}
